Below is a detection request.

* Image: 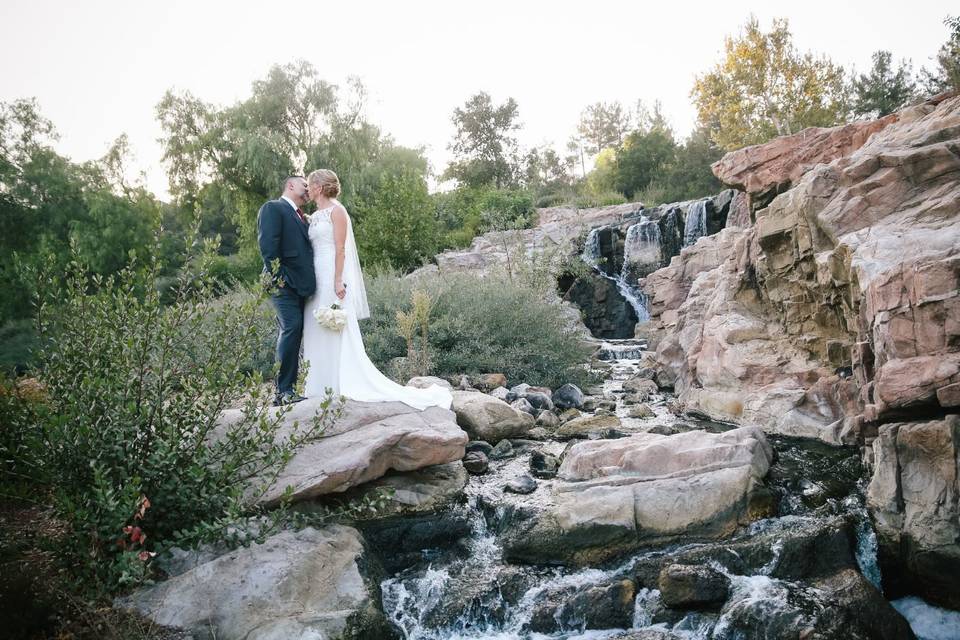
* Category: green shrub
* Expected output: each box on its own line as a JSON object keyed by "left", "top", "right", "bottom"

{"left": 434, "top": 186, "right": 537, "bottom": 250}
{"left": 5, "top": 246, "right": 338, "bottom": 595}
{"left": 361, "top": 269, "right": 593, "bottom": 388}
{"left": 0, "top": 319, "right": 39, "bottom": 375}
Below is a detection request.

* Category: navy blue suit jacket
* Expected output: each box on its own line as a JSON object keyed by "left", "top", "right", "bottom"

{"left": 256, "top": 199, "right": 317, "bottom": 297}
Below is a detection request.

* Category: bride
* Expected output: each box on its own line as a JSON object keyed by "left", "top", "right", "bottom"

{"left": 301, "top": 169, "right": 452, "bottom": 411}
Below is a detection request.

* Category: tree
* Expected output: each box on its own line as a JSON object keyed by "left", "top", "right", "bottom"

{"left": 0, "top": 99, "right": 161, "bottom": 327}
{"left": 443, "top": 92, "right": 521, "bottom": 189}
{"left": 851, "top": 51, "right": 916, "bottom": 118}
{"left": 577, "top": 101, "right": 632, "bottom": 155}
{"left": 157, "top": 62, "right": 422, "bottom": 262}
{"left": 352, "top": 168, "right": 438, "bottom": 271}
{"left": 691, "top": 17, "right": 848, "bottom": 150}
{"left": 522, "top": 145, "right": 574, "bottom": 193}
{"left": 920, "top": 15, "right": 960, "bottom": 94}
{"left": 613, "top": 128, "right": 677, "bottom": 199}
{"left": 652, "top": 125, "right": 724, "bottom": 203}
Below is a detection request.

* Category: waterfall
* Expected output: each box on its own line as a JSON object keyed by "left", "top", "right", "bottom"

{"left": 581, "top": 227, "right": 651, "bottom": 322}
{"left": 683, "top": 199, "right": 709, "bottom": 247}
{"left": 623, "top": 218, "right": 662, "bottom": 272}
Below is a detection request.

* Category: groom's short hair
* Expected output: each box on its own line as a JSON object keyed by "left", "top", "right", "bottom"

{"left": 282, "top": 175, "right": 305, "bottom": 192}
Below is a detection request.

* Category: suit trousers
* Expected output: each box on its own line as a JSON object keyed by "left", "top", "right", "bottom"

{"left": 271, "top": 287, "right": 306, "bottom": 397}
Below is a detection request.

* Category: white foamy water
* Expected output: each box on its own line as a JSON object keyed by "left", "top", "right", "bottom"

{"left": 892, "top": 597, "right": 960, "bottom": 640}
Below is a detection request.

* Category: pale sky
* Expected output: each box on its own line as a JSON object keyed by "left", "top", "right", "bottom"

{"left": 1, "top": 0, "right": 954, "bottom": 199}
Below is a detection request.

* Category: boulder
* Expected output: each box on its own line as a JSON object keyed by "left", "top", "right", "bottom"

{"left": 657, "top": 564, "right": 729, "bottom": 609}
{"left": 867, "top": 415, "right": 960, "bottom": 609}
{"left": 558, "top": 408, "right": 583, "bottom": 424}
{"left": 463, "top": 451, "right": 489, "bottom": 475}
{"left": 627, "top": 403, "right": 655, "bottom": 419}
{"left": 502, "top": 427, "right": 774, "bottom": 565}
{"left": 504, "top": 474, "right": 538, "bottom": 494}
{"left": 474, "top": 373, "right": 508, "bottom": 391}
{"left": 511, "top": 397, "right": 536, "bottom": 415}
{"left": 535, "top": 410, "right": 560, "bottom": 430}
{"left": 489, "top": 439, "right": 514, "bottom": 460}
{"left": 488, "top": 385, "right": 511, "bottom": 402}
{"left": 530, "top": 450, "right": 561, "bottom": 479}
{"left": 553, "top": 383, "right": 585, "bottom": 409}
{"left": 406, "top": 375, "right": 453, "bottom": 390}
{"left": 525, "top": 391, "right": 554, "bottom": 411}
{"left": 451, "top": 390, "right": 535, "bottom": 443}
{"left": 527, "top": 579, "right": 636, "bottom": 634}
{"left": 554, "top": 414, "right": 624, "bottom": 440}
{"left": 217, "top": 398, "right": 467, "bottom": 506}
{"left": 116, "top": 526, "right": 392, "bottom": 640}
{"left": 465, "top": 440, "right": 493, "bottom": 455}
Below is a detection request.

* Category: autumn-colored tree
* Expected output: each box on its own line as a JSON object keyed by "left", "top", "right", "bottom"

{"left": 691, "top": 17, "right": 848, "bottom": 150}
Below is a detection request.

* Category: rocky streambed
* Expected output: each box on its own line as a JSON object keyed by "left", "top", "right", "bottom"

{"left": 374, "top": 341, "right": 931, "bottom": 640}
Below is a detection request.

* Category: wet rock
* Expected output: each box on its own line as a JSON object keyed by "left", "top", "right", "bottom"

{"left": 525, "top": 391, "right": 554, "bottom": 412}
{"left": 526, "top": 426, "right": 551, "bottom": 440}
{"left": 503, "top": 427, "right": 774, "bottom": 565}
{"left": 867, "top": 416, "right": 960, "bottom": 609}
{"left": 553, "top": 383, "right": 585, "bottom": 410}
{"left": 535, "top": 410, "right": 559, "bottom": 430}
{"left": 530, "top": 450, "right": 560, "bottom": 479}
{"left": 465, "top": 440, "right": 493, "bottom": 456}
{"left": 527, "top": 579, "right": 636, "bottom": 634}
{"left": 558, "top": 408, "right": 583, "bottom": 424}
{"left": 475, "top": 373, "right": 507, "bottom": 392}
{"left": 489, "top": 439, "right": 514, "bottom": 460}
{"left": 607, "top": 631, "right": 685, "bottom": 640}
{"left": 504, "top": 474, "right": 537, "bottom": 494}
{"left": 451, "top": 390, "right": 534, "bottom": 444}
{"left": 628, "top": 403, "right": 655, "bottom": 419}
{"left": 510, "top": 383, "right": 531, "bottom": 396}
{"left": 511, "top": 397, "right": 536, "bottom": 415}
{"left": 554, "top": 414, "right": 624, "bottom": 440}
{"left": 327, "top": 461, "right": 467, "bottom": 521}
{"left": 462, "top": 451, "right": 489, "bottom": 475}
{"left": 657, "top": 564, "right": 729, "bottom": 609}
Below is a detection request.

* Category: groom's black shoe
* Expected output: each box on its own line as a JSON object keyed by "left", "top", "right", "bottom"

{"left": 273, "top": 392, "right": 307, "bottom": 407}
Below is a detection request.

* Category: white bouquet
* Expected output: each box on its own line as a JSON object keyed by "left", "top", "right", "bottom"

{"left": 313, "top": 303, "right": 347, "bottom": 331}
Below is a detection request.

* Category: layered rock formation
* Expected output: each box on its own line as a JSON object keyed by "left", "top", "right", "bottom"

{"left": 645, "top": 92, "right": 960, "bottom": 443}
{"left": 215, "top": 398, "right": 468, "bottom": 505}
{"left": 502, "top": 427, "right": 774, "bottom": 564}
{"left": 117, "top": 526, "right": 393, "bottom": 639}
{"left": 641, "top": 91, "right": 960, "bottom": 611}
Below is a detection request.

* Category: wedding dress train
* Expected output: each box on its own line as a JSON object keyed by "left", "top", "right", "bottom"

{"left": 301, "top": 203, "right": 452, "bottom": 411}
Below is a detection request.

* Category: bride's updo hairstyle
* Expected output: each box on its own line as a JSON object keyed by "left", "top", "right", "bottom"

{"left": 308, "top": 169, "right": 341, "bottom": 198}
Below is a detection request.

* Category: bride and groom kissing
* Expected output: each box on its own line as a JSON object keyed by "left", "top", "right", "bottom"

{"left": 257, "top": 171, "right": 452, "bottom": 412}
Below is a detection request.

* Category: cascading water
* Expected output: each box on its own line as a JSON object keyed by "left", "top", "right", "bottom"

{"left": 582, "top": 227, "right": 650, "bottom": 322}
{"left": 376, "top": 344, "right": 923, "bottom": 639}
{"left": 622, "top": 218, "right": 662, "bottom": 277}
{"left": 683, "top": 199, "right": 709, "bottom": 247}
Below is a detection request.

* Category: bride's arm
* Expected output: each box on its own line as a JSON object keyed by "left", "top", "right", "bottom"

{"left": 331, "top": 206, "right": 348, "bottom": 300}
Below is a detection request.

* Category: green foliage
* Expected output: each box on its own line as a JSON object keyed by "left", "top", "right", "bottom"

{"left": 361, "top": 268, "right": 593, "bottom": 389}
{"left": 921, "top": 15, "right": 960, "bottom": 94}
{"left": 0, "top": 319, "right": 38, "bottom": 374}
{"left": 3, "top": 240, "right": 337, "bottom": 595}
{"left": 433, "top": 186, "right": 536, "bottom": 249}
{"left": 353, "top": 168, "right": 438, "bottom": 271}
{"left": 614, "top": 128, "right": 678, "bottom": 199}
{"left": 851, "top": 51, "right": 917, "bottom": 118}
{"left": 691, "top": 16, "right": 848, "bottom": 150}
{"left": 577, "top": 101, "right": 632, "bottom": 155}
{"left": 443, "top": 92, "right": 521, "bottom": 189}
{"left": 157, "top": 62, "right": 428, "bottom": 265}
{"left": 0, "top": 100, "right": 164, "bottom": 326}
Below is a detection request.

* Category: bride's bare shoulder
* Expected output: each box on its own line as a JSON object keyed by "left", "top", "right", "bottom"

{"left": 331, "top": 201, "right": 349, "bottom": 222}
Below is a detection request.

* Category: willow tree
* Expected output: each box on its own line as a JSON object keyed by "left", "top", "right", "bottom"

{"left": 691, "top": 17, "right": 848, "bottom": 150}
{"left": 156, "top": 62, "right": 420, "bottom": 261}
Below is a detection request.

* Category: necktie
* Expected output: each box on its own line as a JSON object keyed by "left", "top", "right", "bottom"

{"left": 296, "top": 207, "right": 307, "bottom": 224}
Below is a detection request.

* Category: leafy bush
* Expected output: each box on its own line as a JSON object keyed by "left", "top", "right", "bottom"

{"left": 434, "top": 186, "right": 537, "bottom": 249}
{"left": 361, "top": 268, "right": 593, "bottom": 388}
{"left": 3, "top": 245, "right": 337, "bottom": 595}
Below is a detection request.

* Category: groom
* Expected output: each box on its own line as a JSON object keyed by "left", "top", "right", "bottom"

{"left": 257, "top": 176, "right": 317, "bottom": 406}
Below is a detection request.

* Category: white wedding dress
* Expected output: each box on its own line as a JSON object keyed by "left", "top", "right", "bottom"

{"left": 302, "top": 203, "right": 452, "bottom": 410}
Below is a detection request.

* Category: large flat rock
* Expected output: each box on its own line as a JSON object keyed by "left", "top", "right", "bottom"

{"left": 217, "top": 397, "right": 467, "bottom": 506}
{"left": 502, "top": 427, "right": 774, "bottom": 565}
{"left": 116, "top": 526, "right": 392, "bottom": 640}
